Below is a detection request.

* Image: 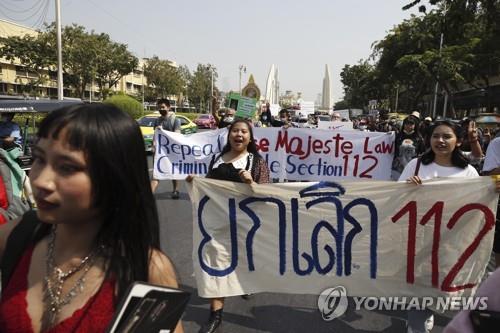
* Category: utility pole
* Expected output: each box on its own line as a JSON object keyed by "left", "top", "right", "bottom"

{"left": 55, "top": 0, "right": 64, "bottom": 100}
{"left": 394, "top": 85, "right": 399, "bottom": 113}
{"left": 432, "top": 32, "right": 444, "bottom": 119}
{"left": 432, "top": 3, "right": 446, "bottom": 119}
{"left": 210, "top": 67, "right": 214, "bottom": 114}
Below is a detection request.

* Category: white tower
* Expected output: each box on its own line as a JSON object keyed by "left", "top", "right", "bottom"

{"left": 265, "top": 64, "right": 279, "bottom": 104}
{"left": 321, "top": 64, "right": 332, "bottom": 110}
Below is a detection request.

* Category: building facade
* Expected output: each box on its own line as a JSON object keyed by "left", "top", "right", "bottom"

{"left": 0, "top": 19, "right": 149, "bottom": 100}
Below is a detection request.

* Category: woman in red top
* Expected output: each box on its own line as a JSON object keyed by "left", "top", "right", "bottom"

{"left": 0, "top": 104, "right": 182, "bottom": 332}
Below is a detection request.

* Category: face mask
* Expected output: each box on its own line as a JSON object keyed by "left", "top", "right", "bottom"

{"left": 262, "top": 116, "right": 267, "bottom": 121}
{"left": 224, "top": 116, "right": 234, "bottom": 123}
{"left": 280, "top": 118, "right": 287, "bottom": 122}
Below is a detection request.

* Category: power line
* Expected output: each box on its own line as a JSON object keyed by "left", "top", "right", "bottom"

{"left": 33, "top": 0, "right": 50, "bottom": 29}
{"left": 84, "top": 0, "right": 177, "bottom": 61}
{"left": 0, "top": 0, "right": 44, "bottom": 14}
{"left": 0, "top": 0, "right": 51, "bottom": 30}
{"left": 0, "top": 0, "right": 48, "bottom": 24}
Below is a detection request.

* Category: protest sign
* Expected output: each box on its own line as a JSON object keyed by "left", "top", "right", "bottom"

{"left": 152, "top": 128, "right": 395, "bottom": 181}
{"left": 226, "top": 92, "right": 257, "bottom": 119}
{"left": 187, "top": 177, "right": 498, "bottom": 298}
{"left": 317, "top": 121, "right": 354, "bottom": 130}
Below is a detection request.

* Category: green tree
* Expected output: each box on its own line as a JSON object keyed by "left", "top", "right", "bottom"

{"left": 144, "top": 56, "right": 187, "bottom": 99}
{"left": 0, "top": 32, "right": 56, "bottom": 96}
{"left": 401, "top": 0, "right": 500, "bottom": 112}
{"left": 104, "top": 93, "right": 143, "bottom": 119}
{"left": 334, "top": 100, "right": 349, "bottom": 110}
{"left": 46, "top": 24, "right": 138, "bottom": 99}
{"left": 46, "top": 24, "right": 98, "bottom": 98}
{"left": 340, "top": 60, "right": 382, "bottom": 109}
{"left": 1, "top": 23, "right": 138, "bottom": 99}
{"left": 92, "top": 34, "right": 138, "bottom": 100}
{"left": 187, "top": 64, "right": 218, "bottom": 113}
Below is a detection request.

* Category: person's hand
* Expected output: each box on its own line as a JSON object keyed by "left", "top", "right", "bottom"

{"left": 185, "top": 174, "right": 195, "bottom": 183}
{"left": 238, "top": 169, "right": 253, "bottom": 184}
{"left": 494, "top": 175, "right": 500, "bottom": 193}
{"left": 467, "top": 121, "right": 478, "bottom": 142}
{"left": 406, "top": 176, "right": 422, "bottom": 185}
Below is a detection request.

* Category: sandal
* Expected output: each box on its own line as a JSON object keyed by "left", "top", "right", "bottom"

{"left": 171, "top": 190, "right": 180, "bottom": 199}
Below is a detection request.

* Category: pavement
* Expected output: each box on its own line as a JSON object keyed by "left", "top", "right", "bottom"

{"left": 153, "top": 177, "right": 459, "bottom": 333}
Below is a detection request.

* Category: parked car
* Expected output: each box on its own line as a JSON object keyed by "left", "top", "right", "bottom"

{"left": 137, "top": 114, "right": 198, "bottom": 152}
{"left": 194, "top": 114, "right": 216, "bottom": 129}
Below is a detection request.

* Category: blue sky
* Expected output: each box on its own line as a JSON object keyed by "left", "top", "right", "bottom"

{"left": 0, "top": 0, "right": 420, "bottom": 102}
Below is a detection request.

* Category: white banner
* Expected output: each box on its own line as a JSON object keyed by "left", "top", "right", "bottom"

{"left": 187, "top": 177, "right": 499, "bottom": 298}
{"left": 153, "top": 128, "right": 395, "bottom": 181}
{"left": 317, "top": 121, "right": 354, "bottom": 130}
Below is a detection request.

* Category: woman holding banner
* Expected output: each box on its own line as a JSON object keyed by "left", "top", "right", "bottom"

{"left": 400, "top": 120, "right": 479, "bottom": 184}
{"left": 187, "top": 119, "right": 270, "bottom": 333}
{"left": 399, "top": 120, "right": 482, "bottom": 333}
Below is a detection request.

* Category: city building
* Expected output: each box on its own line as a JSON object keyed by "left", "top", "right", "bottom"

{"left": 0, "top": 18, "right": 150, "bottom": 100}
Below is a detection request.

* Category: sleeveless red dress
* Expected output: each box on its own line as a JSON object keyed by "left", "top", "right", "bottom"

{"left": 0, "top": 245, "right": 116, "bottom": 332}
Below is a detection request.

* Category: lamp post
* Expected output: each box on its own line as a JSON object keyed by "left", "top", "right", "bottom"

{"left": 432, "top": 2, "right": 447, "bottom": 119}
{"left": 239, "top": 65, "right": 246, "bottom": 93}
{"left": 432, "top": 32, "right": 444, "bottom": 119}
{"left": 394, "top": 85, "right": 399, "bottom": 113}
{"left": 208, "top": 65, "right": 215, "bottom": 114}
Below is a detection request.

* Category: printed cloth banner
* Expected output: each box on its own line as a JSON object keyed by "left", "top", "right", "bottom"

{"left": 153, "top": 128, "right": 395, "bottom": 181}
{"left": 187, "top": 177, "right": 499, "bottom": 298}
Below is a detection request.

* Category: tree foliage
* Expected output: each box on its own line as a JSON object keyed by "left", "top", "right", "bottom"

{"left": 187, "top": 64, "right": 218, "bottom": 113}
{"left": 0, "top": 23, "right": 138, "bottom": 99}
{"left": 104, "top": 93, "right": 143, "bottom": 119}
{"left": 0, "top": 33, "right": 55, "bottom": 95}
{"left": 144, "top": 56, "right": 188, "bottom": 99}
{"left": 340, "top": 1, "right": 500, "bottom": 113}
{"left": 340, "top": 61, "right": 383, "bottom": 109}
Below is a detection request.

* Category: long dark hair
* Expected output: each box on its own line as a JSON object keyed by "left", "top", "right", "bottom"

{"left": 37, "top": 103, "right": 160, "bottom": 300}
{"left": 220, "top": 119, "right": 261, "bottom": 157}
{"left": 421, "top": 120, "right": 469, "bottom": 168}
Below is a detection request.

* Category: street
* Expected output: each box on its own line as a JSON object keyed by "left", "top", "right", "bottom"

{"left": 151, "top": 168, "right": 458, "bottom": 333}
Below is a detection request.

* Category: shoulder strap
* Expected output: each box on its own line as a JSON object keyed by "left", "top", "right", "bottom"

{"left": 207, "top": 154, "right": 219, "bottom": 172}
{"left": 414, "top": 157, "right": 422, "bottom": 177}
{"left": 1, "top": 210, "right": 44, "bottom": 289}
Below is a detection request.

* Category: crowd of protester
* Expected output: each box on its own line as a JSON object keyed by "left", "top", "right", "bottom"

{"left": 0, "top": 97, "right": 497, "bottom": 333}
{"left": 204, "top": 98, "right": 500, "bottom": 333}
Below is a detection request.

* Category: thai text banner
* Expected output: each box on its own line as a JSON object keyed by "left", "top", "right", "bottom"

{"left": 153, "top": 128, "right": 395, "bottom": 180}
{"left": 187, "top": 177, "right": 499, "bottom": 298}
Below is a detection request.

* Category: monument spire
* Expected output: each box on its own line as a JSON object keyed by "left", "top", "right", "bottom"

{"left": 265, "top": 64, "right": 279, "bottom": 104}
{"left": 321, "top": 64, "right": 332, "bottom": 110}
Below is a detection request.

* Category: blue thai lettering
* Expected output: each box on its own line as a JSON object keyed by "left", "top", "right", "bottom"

{"left": 197, "top": 196, "right": 238, "bottom": 276}
{"left": 238, "top": 198, "right": 287, "bottom": 274}
{"left": 291, "top": 198, "right": 314, "bottom": 275}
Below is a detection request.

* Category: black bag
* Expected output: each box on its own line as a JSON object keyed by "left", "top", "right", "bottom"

{"left": 0, "top": 211, "right": 48, "bottom": 290}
